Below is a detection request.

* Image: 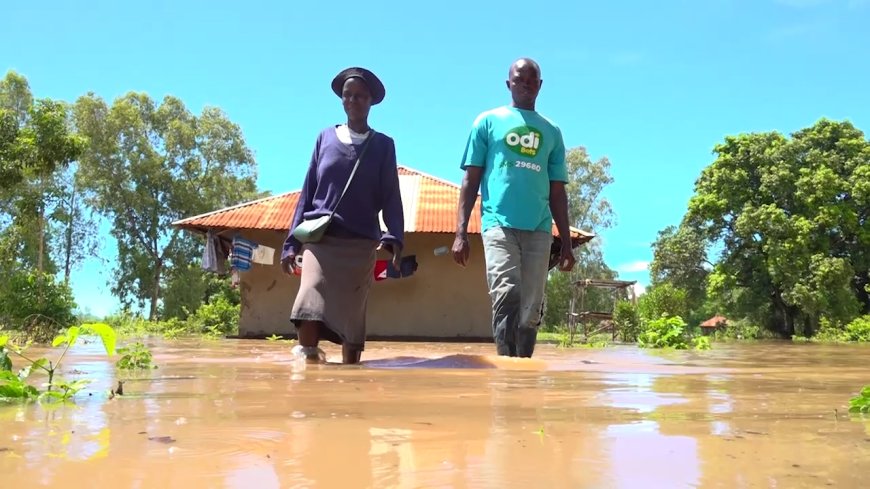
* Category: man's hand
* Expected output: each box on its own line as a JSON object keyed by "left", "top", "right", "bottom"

{"left": 281, "top": 254, "right": 297, "bottom": 276}
{"left": 452, "top": 233, "right": 470, "bottom": 267}
{"left": 558, "top": 243, "right": 576, "bottom": 272}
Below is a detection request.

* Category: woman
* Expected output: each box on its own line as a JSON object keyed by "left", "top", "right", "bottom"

{"left": 281, "top": 67, "right": 404, "bottom": 365}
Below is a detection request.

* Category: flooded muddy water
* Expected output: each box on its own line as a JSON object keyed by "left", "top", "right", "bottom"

{"left": 1, "top": 339, "right": 868, "bottom": 488}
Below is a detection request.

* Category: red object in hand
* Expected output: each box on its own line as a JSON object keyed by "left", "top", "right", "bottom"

{"left": 294, "top": 255, "right": 303, "bottom": 276}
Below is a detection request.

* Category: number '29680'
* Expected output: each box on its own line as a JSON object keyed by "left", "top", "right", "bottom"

{"left": 515, "top": 161, "right": 542, "bottom": 172}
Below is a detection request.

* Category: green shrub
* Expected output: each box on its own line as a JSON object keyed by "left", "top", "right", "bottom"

{"left": 849, "top": 386, "right": 870, "bottom": 414}
{"left": 613, "top": 300, "right": 641, "bottom": 342}
{"left": 188, "top": 295, "right": 239, "bottom": 335}
{"left": 0, "top": 271, "right": 77, "bottom": 342}
{"left": 844, "top": 315, "right": 870, "bottom": 342}
{"left": 795, "top": 315, "right": 870, "bottom": 343}
{"left": 710, "top": 318, "right": 768, "bottom": 341}
{"left": 812, "top": 317, "right": 846, "bottom": 342}
{"left": 638, "top": 315, "right": 691, "bottom": 349}
{"left": 637, "top": 284, "right": 688, "bottom": 323}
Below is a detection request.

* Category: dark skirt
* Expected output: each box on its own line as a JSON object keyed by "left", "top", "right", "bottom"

{"left": 290, "top": 235, "right": 378, "bottom": 350}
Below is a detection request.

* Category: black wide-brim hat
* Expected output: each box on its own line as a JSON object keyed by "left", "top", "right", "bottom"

{"left": 331, "top": 67, "right": 386, "bottom": 105}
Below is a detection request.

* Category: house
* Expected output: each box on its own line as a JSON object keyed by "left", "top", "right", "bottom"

{"left": 700, "top": 315, "right": 728, "bottom": 335}
{"left": 172, "top": 166, "right": 595, "bottom": 340}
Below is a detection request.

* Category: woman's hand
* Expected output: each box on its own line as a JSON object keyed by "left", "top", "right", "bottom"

{"left": 377, "top": 242, "right": 402, "bottom": 270}
{"left": 281, "top": 253, "right": 297, "bottom": 276}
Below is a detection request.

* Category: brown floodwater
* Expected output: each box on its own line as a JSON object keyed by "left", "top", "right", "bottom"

{"left": 1, "top": 339, "right": 868, "bottom": 488}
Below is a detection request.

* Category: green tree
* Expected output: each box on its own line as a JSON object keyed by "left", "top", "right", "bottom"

{"left": 74, "top": 92, "right": 257, "bottom": 319}
{"left": 649, "top": 223, "right": 711, "bottom": 323}
{"left": 0, "top": 270, "right": 77, "bottom": 340}
{"left": 684, "top": 119, "right": 869, "bottom": 336}
{"left": 161, "top": 263, "right": 239, "bottom": 320}
{"left": 0, "top": 71, "right": 85, "bottom": 321}
{"left": 53, "top": 163, "right": 102, "bottom": 284}
{"left": 543, "top": 147, "right": 617, "bottom": 328}
{"left": 637, "top": 283, "right": 688, "bottom": 324}
{"left": 1, "top": 73, "right": 85, "bottom": 274}
{"left": 0, "top": 71, "right": 33, "bottom": 189}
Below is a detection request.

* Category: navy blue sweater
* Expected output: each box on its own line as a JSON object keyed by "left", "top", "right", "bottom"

{"left": 282, "top": 126, "right": 405, "bottom": 259}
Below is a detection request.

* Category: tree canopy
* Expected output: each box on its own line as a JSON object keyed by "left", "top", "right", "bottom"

{"left": 74, "top": 92, "right": 258, "bottom": 319}
{"left": 652, "top": 119, "right": 869, "bottom": 337}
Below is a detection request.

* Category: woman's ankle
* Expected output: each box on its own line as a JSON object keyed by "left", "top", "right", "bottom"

{"left": 342, "top": 345, "right": 362, "bottom": 364}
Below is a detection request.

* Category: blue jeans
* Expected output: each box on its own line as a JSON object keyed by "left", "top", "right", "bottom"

{"left": 481, "top": 226, "right": 551, "bottom": 357}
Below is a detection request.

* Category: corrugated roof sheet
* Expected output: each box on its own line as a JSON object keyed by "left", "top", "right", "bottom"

{"left": 173, "top": 165, "right": 594, "bottom": 242}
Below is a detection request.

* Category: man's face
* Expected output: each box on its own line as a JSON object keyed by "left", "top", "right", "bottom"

{"left": 342, "top": 77, "right": 372, "bottom": 121}
{"left": 507, "top": 62, "right": 542, "bottom": 107}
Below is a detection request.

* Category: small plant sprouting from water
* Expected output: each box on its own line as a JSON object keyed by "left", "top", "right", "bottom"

{"left": 692, "top": 336, "right": 712, "bottom": 351}
{"left": 849, "top": 386, "right": 870, "bottom": 415}
{"left": 0, "top": 323, "right": 116, "bottom": 403}
{"left": 117, "top": 342, "right": 157, "bottom": 370}
{"left": 266, "top": 334, "right": 296, "bottom": 345}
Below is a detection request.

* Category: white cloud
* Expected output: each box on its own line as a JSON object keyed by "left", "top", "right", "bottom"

{"left": 616, "top": 260, "right": 650, "bottom": 273}
{"left": 633, "top": 283, "right": 647, "bottom": 296}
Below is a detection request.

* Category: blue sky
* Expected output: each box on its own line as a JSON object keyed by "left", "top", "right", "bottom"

{"left": 3, "top": 0, "right": 869, "bottom": 316}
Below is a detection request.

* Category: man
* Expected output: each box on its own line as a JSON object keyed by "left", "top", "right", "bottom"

{"left": 452, "top": 57, "right": 576, "bottom": 358}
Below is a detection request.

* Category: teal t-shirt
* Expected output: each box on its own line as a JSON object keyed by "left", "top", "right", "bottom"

{"left": 460, "top": 105, "right": 568, "bottom": 233}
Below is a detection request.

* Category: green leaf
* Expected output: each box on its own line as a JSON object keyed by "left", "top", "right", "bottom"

{"left": 38, "top": 390, "right": 66, "bottom": 402}
{"left": 0, "top": 371, "right": 38, "bottom": 401}
{"left": 66, "top": 326, "right": 81, "bottom": 345}
{"left": 0, "top": 350, "right": 11, "bottom": 372}
{"left": 52, "top": 335, "right": 67, "bottom": 347}
{"left": 31, "top": 358, "right": 49, "bottom": 373}
{"left": 0, "top": 370, "right": 19, "bottom": 382}
{"left": 0, "top": 335, "right": 8, "bottom": 347}
{"left": 83, "top": 322, "right": 116, "bottom": 356}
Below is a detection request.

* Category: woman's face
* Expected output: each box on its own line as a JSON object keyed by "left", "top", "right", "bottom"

{"left": 342, "top": 77, "right": 372, "bottom": 122}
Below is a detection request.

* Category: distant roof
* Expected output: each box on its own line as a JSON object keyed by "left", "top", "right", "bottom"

{"left": 172, "top": 165, "right": 595, "bottom": 243}
{"left": 701, "top": 315, "right": 728, "bottom": 328}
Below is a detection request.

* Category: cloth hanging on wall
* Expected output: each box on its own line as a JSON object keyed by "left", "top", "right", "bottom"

{"left": 251, "top": 244, "right": 275, "bottom": 265}
{"left": 231, "top": 236, "right": 257, "bottom": 271}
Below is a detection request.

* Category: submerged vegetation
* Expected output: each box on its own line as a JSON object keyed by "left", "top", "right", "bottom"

{"left": 849, "top": 386, "right": 870, "bottom": 415}
{"left": 0, "top": 323, "right": 116, "bottom": 402}
{"left": 116, "top": 341, "right": 156, "bottom": 370}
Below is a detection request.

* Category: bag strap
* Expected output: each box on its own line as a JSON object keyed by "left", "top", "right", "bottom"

{"left": 328, "top": 130, "right": 375, "bottom": 218}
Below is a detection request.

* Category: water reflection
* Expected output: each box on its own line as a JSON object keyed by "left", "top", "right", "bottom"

{"left": 1, "top": 340, "right": 869, "bottom": 487}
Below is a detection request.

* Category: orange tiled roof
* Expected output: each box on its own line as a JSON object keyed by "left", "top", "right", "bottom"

{"left": 172, "top": 166, "right": 594, "bottom": 242}
{"left": 700, "top": 315, "right": 728, "bottom": 328}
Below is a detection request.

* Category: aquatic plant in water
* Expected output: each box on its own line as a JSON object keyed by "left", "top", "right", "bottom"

{"left": 0, "top": 323, "right": 116, "bottom": 403}
{"left": 116, "top": 342, "right": 157, "bottom": 370}
{"left": 849, "top": 386, "right": 870, "bottom": 414}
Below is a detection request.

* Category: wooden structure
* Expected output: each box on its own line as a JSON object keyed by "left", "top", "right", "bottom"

{"left": 566, "top": 278, "right": 638, "bottom": 343}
